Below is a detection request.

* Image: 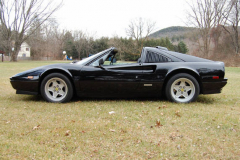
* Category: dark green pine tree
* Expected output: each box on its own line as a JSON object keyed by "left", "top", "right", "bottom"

{"left": 177, "top": 41, "right": 188, "bottom": 54}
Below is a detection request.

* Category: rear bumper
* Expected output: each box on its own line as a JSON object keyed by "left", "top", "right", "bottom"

{"left": 202, "top": 78, "right": 227, "bottom": 94}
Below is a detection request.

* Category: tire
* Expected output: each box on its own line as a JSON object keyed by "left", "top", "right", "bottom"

{"left": 41, "top": 73, "right": 73, "bottom": 103}
{"left": 165, "top": 73, "right": 199, "bottom": 103}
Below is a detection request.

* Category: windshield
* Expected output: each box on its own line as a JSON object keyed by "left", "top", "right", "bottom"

{"left": 76, "top": 48, "right": 112, "bottom": 65}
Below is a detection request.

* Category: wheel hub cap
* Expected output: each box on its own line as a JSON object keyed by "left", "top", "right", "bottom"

{"left": 170, "top": 78, "right": 196, "bottom": 103}
{"left": 44, "top": 78, "right": 68, "bottom": 102}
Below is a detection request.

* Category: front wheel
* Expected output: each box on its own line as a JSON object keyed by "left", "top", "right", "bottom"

{"left": 41, "top": 73, "right": 73, "bottom": 103}
{"left": 165, "top": 73, "right": 199, "bottom": 103}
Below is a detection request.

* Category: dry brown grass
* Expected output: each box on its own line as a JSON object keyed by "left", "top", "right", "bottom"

{"left": 0, "top": 61, "right": 239, "bottom": 159}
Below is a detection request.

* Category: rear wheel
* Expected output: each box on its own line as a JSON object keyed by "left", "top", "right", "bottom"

{"left": 165, "top": 73, "right": 199, "bottom": 103}
{"left": 41, "top": 73, "right": 73, "bottom": 103}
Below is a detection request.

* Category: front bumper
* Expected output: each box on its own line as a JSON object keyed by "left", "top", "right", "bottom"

{"left": 10, "top": 78, "right": 39, "bottom": 95}
{"left": 202, "top": 78, "right": 228, "bottom": 94}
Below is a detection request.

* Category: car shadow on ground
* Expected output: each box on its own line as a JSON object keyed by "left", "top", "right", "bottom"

{"left": 196, "top": 95, "right": 216, "bottom": 104}
{"left": 20, "top": 95, "right": 44, "bottom": 102}
{"left": 74, "top": 97, "right": 168, "bottom": 102}
{"left": 20, "top": 95, "right": 215, "bottom": 104}
{"left": 20, "top": 95, "right": 168, "bottom": 103}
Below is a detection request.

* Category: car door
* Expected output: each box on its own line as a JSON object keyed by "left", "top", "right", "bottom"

{"left": 136, "top": 49, "right": 173, "bottom": 97}
{"left": 78, "top": 63, "right": 144, "bottom": 97}
{"left": 135, "top": 63, "right": 165, "bottom": 97}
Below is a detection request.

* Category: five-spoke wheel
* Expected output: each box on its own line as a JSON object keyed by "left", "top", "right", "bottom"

{"left": 166, "top": 73, "right": 199, "bottom": 103}
{"left": 41, "top": 73, "right": 73, "bottom": 103}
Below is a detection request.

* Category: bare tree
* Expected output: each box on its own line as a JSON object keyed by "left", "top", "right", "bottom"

{"left": 43, "top": 20, "right": 63, "bottom": 60}
{"left": 126, "top": 17, "right": 155, "bottom": 54}
{"left": 187, "top": 0, "right": 230, "bottom": 56}
{"left": 0, "top": 0, "right": 62, "bottom": 61}
{"left": 222, "top": 0, "right": 240, "bottom": 54}
{"left": 27, "top": 19, "right": 65, "bottom": 60}
{"left": 53, "top": 28, "right": 65, "bottom": 59}
{"left": 73, "top": 30, "right": 86, "bottom": 60}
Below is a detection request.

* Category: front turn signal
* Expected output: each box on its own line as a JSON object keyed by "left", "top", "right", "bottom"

{"left": 27, "top": 76, "right": 34, "bottom": 79}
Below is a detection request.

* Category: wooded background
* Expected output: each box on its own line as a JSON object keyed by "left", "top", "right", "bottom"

{"left": 0, "top": 0, "right": 240, "bottom": 66}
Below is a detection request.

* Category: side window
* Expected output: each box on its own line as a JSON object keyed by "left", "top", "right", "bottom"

{"left": 145, "top": 51, "right": 172, "bottom": 63}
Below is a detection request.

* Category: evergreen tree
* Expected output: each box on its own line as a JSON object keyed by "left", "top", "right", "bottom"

{"left": 177, "top": 41, "right": 188, "bottom": 54}
{"left": 63, "top": 32, "right": 78, "bottom": 59}
{"left": 93, "top": 37, "right": 109, "bottom": 53}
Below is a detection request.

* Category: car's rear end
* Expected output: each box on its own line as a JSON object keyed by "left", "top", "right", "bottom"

{"left": 199, "top": 61, "right": 227, "bottom": 94}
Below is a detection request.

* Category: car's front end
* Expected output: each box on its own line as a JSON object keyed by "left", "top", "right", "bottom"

{"left": 10, "top": 68, "right": 44, "bottom": 95}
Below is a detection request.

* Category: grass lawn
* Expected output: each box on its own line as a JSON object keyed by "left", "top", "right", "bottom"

{"left": 0, "top": 61, "right": 239, "bottom": 159}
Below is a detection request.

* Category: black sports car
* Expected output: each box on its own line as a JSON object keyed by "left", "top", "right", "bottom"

{"left": 10, "top": 46, "right": 227, "bottom": 103}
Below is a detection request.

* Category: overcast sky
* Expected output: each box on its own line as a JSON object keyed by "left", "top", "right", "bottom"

{"left": 54, "top": 0, "right": 190, "bottom": 38}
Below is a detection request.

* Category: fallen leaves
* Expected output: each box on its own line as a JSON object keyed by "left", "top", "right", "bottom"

{"left": 176, "top": 144, "right": 181, "bottom": 150}
{"left": 158, "top": 105, "right": 167, "bottom": 109}
{"left": 150, "top": 120, "right": 164, "bottom": 128}
{"left": 33, "top": 125, "right": 40, "bottom": 130}
{"left": 169, "top": 132, "right": 184, "bottom": 141}
{"left": 230, "top": 127, "right": 237, "bottom": 132}
{"left": 109, "top": 111, "right": 115, "bottom": 115}
{"left": 155, "top": 120, "right": 163, "bottom": 128}
{"left": 65, "top": 130, "right": 71, "bottom": 136}
{"left": 175, "top": 110, "right": 181, "bottom": 117}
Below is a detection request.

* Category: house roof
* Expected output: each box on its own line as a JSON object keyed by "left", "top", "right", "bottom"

{"left": 21, "top": 42, "right": 31, "bottom": 47}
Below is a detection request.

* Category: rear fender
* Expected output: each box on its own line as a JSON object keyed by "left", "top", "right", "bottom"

{"left": 163, "top": 68, "right": 203, "bottom": 94}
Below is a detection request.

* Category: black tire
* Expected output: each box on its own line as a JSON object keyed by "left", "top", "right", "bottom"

{"left": 41, "top": 73, "right": 73, "bottom": 103}
{"left": 165, "top": 73, "right": 199, "bottom": 103}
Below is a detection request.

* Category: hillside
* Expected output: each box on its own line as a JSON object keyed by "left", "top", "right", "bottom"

{"left": 149, "top": 26, "right": 196, "bottom": 39}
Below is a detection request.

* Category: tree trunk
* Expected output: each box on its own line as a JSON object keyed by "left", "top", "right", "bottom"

{"left": 203, "top": 36, "right": 209, "bottom": 57}
{"left": 10, "top": 44, "right": 21, "bottom": 62}
{"left": 234, "top": 27, "right": 239, "bottom": 54}
{"left": 10, "top": 51, "right": 18, "bottom": 62}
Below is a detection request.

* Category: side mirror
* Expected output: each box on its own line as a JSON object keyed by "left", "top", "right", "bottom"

{"left": 99, "top": 58, "right": 104, "bottom": 66}
{"left": 137, "top": 58, "right": 141, "bottom": 63}
{"left": 95, "top": 58, "right": 104, "bottom": 69}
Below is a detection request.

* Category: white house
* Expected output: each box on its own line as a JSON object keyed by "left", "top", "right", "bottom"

{"left": 18, "top": 42, "right": 31, "bottom": 57}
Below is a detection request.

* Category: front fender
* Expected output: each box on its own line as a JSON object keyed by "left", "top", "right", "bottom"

{"left": 38, "top": 68, "right": 75, "bottom": 93}
{"left": 40, "top": 68, "right": 73, "bottom": 78}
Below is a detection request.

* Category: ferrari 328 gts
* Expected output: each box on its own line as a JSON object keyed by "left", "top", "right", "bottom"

{"left": 10, "top": 46, "right": 227, "bottom": 103}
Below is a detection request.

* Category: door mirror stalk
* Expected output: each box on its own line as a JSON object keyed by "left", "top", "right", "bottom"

{"left": 95, "top": 58, "right": 105, "bottom": 69}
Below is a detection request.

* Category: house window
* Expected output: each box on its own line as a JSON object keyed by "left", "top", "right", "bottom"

{"left": 26, "top": 48, "right": 29, "bottom": 51}
{"left": 22, "top": 53, "right": 26, "bottom": 57}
